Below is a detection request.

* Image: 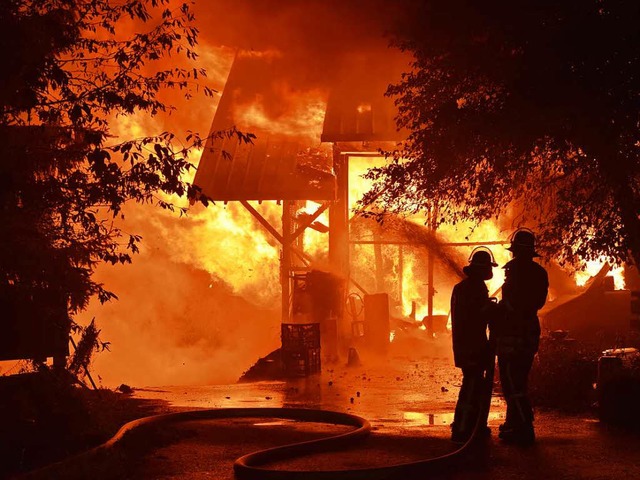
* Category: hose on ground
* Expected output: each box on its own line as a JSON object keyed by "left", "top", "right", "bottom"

{"left": 20, "top": 357, "right": 495, "bottom": 480}
{"left": 235, "top": 354, "right": 496, "bottom": 480}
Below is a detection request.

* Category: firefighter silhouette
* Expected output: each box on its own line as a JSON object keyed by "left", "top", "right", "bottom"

{"left": 496, "top": 228, "right": 548, "bottom": 445}
{"left": 450, "top": 247, "right": 498, "bottom": 443}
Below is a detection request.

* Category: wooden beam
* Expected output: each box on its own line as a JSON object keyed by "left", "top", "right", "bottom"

{"left": 240, "top": 200, "right": 284, "bottom": 244}
{"left": 350, "top": 276, "right": 369, "bottom": 296}
{"left": 282, "top": 201, "right": 293, "bottom": 323}
{"left": 240, "top": 200, "right": 310, "bottom": 265}
{"left": 374, "top": 232, "right": 384, "bottom": 292}
{"left": 329, "top": 150, "right": 350, "bottom": 276}
{"left": 350, "top": 240, "right": 508, "bottom": 247}
{"left": 291, "top": 201, "right": 331, "bottom": 241}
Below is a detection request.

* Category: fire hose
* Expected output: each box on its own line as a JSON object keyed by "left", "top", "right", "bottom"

{"left": 20, "top": 358, "right": 495, "bottom": 480}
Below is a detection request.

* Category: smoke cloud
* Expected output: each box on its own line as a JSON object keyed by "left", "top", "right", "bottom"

{"left": 77, "top": 1, "right": 534, "bottom": 387}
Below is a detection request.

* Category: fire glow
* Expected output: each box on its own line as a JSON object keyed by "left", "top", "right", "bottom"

{"left": 79, "top": 38, "right": 629, "bottom": 387}
{"left": 575, "top": 258, "right": 625, "bottom": 290}
{"left": 233, "top": 87, "right": 328, "bottom": 141}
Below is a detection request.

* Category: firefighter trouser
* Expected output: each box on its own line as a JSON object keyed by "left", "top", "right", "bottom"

{"left": 452, "top": 366, "right": 487, "bottom": 436}
{"left": 498, "top": 352, "right": 535, "bottom": 429}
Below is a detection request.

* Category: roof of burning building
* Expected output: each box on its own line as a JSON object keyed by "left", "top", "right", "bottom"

{"left": 193, "top": 48, "right": 409, "bottom": 201}
{"left": 194, "top": 51, "right": 335, "bottom": 201}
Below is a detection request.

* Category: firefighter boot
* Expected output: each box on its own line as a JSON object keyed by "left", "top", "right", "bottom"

{"left": 499, "top": 424, "right": 535, "bottom": 446}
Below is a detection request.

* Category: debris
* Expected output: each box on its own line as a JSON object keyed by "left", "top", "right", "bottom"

{"left": 239, "top": 349, "right": 283, "bottom": 382}
{"left": 117, "top": 384, "right": 133, "bottom": 394}
{"left": 441, "top": 386, "right": 449, "bottom": 392}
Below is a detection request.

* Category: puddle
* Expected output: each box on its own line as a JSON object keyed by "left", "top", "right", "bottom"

{"left": 401, "top": 411, "right": 505, "bottom": 427}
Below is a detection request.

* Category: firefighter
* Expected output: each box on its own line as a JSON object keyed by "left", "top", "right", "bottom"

{"left": 497, "top": 228, "right": 549, "bottom": 445}
{"left": 450, "top": 247, "right": 498, "bottom": 443}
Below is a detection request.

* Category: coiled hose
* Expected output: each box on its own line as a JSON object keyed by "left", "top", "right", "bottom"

{"left": 20, "top": 357, "right": 495, "bottom": 480}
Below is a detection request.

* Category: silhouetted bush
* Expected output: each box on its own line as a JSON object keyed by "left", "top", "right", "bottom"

{"left": 528, "top": 337, "right": 599, "bottom": 412}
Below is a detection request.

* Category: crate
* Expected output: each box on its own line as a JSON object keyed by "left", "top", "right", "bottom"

{"left": 281, "top": 323, "right": 320, "bottom": 350}
{"left": 282, "top": 347, "right": 321, "bottom": 377}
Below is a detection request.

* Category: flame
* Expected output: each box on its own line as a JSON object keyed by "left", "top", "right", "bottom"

{"left": 300, "top": 201, "right": 330, "bottom": 258}
{"left": 438, "top": 221, "right": 510, "bottom": 296}
{"left": 347, "top": 155, "right": 509, "bottom": 319}
{"left": 82, "top": 30, "right": 633, "bottom": 388}
{"left": 348, "top": 156, "right": 387, "bottom": 212}
{"left": 106, "top": 108, "right": 284, "bottom": 306}
{"left": 575, "top": 257, "right": 626, "bottom": 290}
{"left": 401, "top": 254, "right": 424, "bottom": 317}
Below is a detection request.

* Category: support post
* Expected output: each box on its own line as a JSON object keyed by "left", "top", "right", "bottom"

{"left": 281, "top": 200, "right": 293, "bottom": 323}
{"left": 374, "top": 232, "right": 384, "bottom": 293}
{"left": 329, "top": 145, "right": 350, "bottom": 354}
{"left": 398, "top": 245, "right": 404, "bottom": 307}
{"left": 426, "top": 205, "right": 438, "bottom": 335}
{"left": 329, "top": 146, "right": 350, "bottom": 278}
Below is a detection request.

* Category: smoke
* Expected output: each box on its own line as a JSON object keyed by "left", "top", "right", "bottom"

{"left": 73, "top": 1, "right": 593, "bottom": 387}
{"left": 85, "top": 255, "right": 280, "bottom": 387}
{"left": 72, "top": 1, "right": 427, "bottom": 387}
{"left": 195, "top": 0, "right": 404, "bottom": 71}
{"left": 82, "top": 200, "right": 282, "bottom": 387}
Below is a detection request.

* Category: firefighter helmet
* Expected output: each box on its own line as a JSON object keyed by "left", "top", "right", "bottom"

{"left": 507, "top": 228, "right": 541, "bottom": 257}
{"left": 468, "top": 246, "right": 498, "bottom": 267}
{"left": 463, "top": 246, "right": 497, "bottom": 279}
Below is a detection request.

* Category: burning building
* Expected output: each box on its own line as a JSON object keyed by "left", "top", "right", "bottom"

{"left": 28, "top": 2, "right": 633, "bottom": 387}
{"left": 191, "top": 47, "right": 512, "bottom": 374}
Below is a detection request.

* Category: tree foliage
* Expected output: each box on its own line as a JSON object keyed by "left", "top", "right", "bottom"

{"left": 0, "top": 0, "right": 252, "bottom": 326}
{"left": 365, "top": 0, "right": 640, "bottom": 266}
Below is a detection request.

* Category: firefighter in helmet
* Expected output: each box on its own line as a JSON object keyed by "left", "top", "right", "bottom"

{"left": 497, "top": 228, "right": 548, "bottom": 445}
{"left": 450, "top": 247, "right": 498, "bottom": 443}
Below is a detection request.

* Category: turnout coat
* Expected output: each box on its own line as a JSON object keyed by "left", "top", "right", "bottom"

{"left": 451, "top": 277, "right": 492, "bottom": 369}
{"left": 499, "top": 258, "right": 549, "bottom": 354}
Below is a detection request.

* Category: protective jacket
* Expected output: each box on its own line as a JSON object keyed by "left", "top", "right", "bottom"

{"left": 499, "top": 258, "right": 549, "bottom": 354}
{"left": 451, "top": 277, "right": 492, "bottom": 368}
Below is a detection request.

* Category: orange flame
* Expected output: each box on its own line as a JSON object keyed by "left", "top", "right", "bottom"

{"left": 575, "top": 257, "right": 625, "bottom": 290}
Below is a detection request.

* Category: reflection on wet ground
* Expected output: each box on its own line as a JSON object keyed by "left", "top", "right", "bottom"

{"left": 134, "top": 354, "right": 507, "bottom": 435}
{"left": 402, "top": 410, "right": 505, "bottom": 427}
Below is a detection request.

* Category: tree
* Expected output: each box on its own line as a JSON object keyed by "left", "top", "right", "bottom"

{"left": 0, "top": 0, "right": 251, "bottom": 361}
{"left": 365, "top": 0, "right": 640, "bottom": 267}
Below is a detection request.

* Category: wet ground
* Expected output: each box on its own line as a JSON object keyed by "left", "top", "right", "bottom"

{"left": 125, "top": 348, "right": 640, "bottom": 480}
{"left": 132, "top": 346, "right": 505, "bottom": 435}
